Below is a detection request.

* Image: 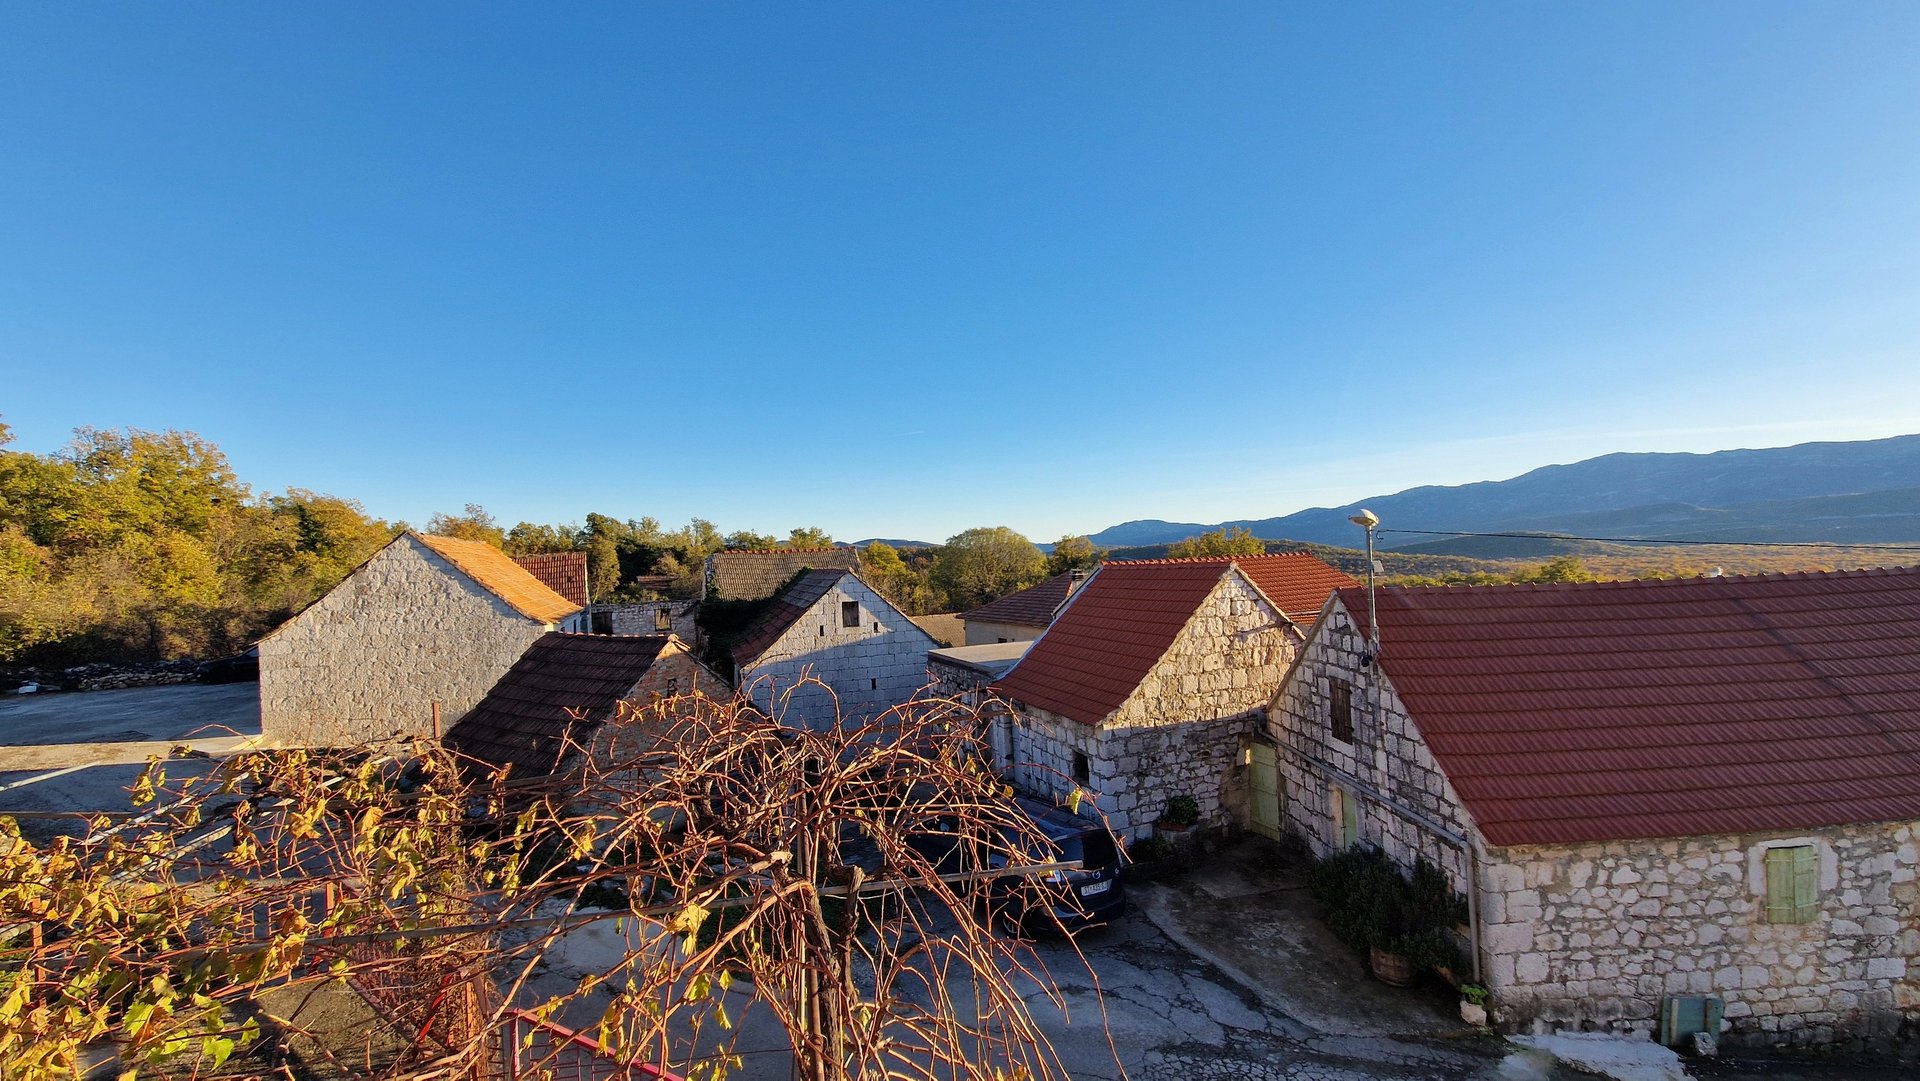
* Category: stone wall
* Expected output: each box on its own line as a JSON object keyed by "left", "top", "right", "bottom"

{"left": 591, "top": 601, "right": 700, "bottom": 644}
{"left": 738, "top": 575, "right": 939, "bottom": 730}
{"left": 259, "top": 535, "right": 552, "bottom": 746}
{"left": 1485, "top": 825, "right": 1920, "bottom": 1049}
{"left": 1267, "top": 597, "right": 1478, "bottom": 889}
{"left": 1009, "top": 569, "right": 1297, "bottom": 838}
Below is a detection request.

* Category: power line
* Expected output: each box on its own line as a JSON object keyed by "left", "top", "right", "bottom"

{"left": 1375, "top": 528, "right": 1920, "bottom": 553}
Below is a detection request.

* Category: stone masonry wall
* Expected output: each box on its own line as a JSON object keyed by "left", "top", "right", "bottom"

{"left": 739, "top": 576, "right": 939, "bottom": 730}
{"left": 1267, "top": 597, "right": 1477, "bottom": 890}
{"left": 259, "top": 535, "right": 551, "bottom": 746}
{"left": 1485, "top": 826, "right": 1920, "bottom": 1049}
{"left": 593, "top": 601, "right": 700, "bottom": 644}
{"left": 1010, "top": 570, "right": 1297, "bottom": 839}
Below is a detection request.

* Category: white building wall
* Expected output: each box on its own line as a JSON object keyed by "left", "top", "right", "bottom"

{"left": 739, "top": 576, "right": 940, "bottom": 730}
{"left": 963, "top": 620, "right": 1044, "bottom": 646}
{"left": 258, "top": 535, "right": 552, "bottom": 747}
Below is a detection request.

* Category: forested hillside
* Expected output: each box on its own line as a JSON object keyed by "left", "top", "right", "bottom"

{"left": 0, "top": 422, "right": 398, "bottom": 664}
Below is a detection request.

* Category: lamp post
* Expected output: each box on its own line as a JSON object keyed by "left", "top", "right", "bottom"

{"left": 1349, "top": 509, "right": 1380, "bottom": 663}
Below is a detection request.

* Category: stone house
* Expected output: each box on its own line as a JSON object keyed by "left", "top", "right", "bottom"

{"left": 258, "top": 532, "right": 586, "bottom": 747}
{"left": 705, "top": 547, "right": 860, "bottom": 601}
{"left": 989, "top": 554, "right": 1355, "bottom": 839}
{"left": 1266, "top": 567, "right": 1920, "bottom": 1050}
{"left": 443, "top": 632, "right": 724, "bottom": 784}
{"left": 960, "top": 571, "right": 1089, "bottom": 645}
{"left": 730, "top": 569, "right": 940, "bottom": 730}
{"left": 589, "top": 599, "right": 701, "bottom": 643}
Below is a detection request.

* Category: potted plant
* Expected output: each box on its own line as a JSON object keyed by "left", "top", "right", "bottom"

{"left": 1156, "top": 794, "right": 1200, "bottom": 838}
{"left": 1459, "top": 983, "right": 1490, "bottom": 1026}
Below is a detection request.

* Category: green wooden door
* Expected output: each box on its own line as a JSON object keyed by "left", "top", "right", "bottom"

{"left": 1248, "top": 743, "right": 1283, "bottom": 840}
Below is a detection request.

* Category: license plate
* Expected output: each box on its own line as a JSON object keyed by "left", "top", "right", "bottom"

{"left": 1080, "top": 879, "right": 1111, "bottom": 897}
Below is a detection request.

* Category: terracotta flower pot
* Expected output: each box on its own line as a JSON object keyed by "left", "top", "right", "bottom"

{"left": 1369, "top": 946, "right": 1419, "bottom": 987}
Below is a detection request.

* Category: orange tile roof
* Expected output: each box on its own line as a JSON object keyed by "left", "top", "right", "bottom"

{"left": 1341, "top": 566, "right": 1920, "bottom": 846}
{"left": 415, "top": 533, "right": 583, "bottom": 624}
{"left": 511, "top": 551, "right": 589, "bottom": 607}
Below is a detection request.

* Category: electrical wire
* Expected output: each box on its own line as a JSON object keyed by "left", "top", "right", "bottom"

{"left": 1376, "top": 528, "right": 1920, "bottom": 553}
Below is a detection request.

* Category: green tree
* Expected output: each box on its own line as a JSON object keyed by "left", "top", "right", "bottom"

{"left": 503, "top": 521, "right": 578, "bottom": 554}
{"left": 1166, "top": 526, "right": 1265, "bottom": 559}
{"left": 1044, "top": 535, "right": 1105, "bottom": 576}
{"left": 784, "top": 526, "right": 834, "bottom": 549}
{"left": 930, "top": 527, "right": 1046, "bottom": 611}
{"left": 1511, "top": 555, "right": 1597, "bottom": 583}
{"left": 724, "top": 529, "right": 779, "bottom": 551}
{"left": 425, "top": 503, "right": 505, "bottom": 547}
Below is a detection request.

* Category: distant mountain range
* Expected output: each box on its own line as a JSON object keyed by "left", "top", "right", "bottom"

{"left": 1086, "top": 434, "right": 1920, "bottom": 555}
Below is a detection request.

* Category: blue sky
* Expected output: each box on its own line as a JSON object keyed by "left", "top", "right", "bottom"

{"left": 4, "top": 3, "right": 1917, "bottom": 542}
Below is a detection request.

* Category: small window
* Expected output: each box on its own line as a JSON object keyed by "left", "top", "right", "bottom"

{"left": 1072, "top": 751, "right": 1091, "bottom": 787}
{"left": 870, "top": 678, "right": 878, "bottom": 691}
{"left": 590, "top": 610, "right": 613, "bottom": 635}
{"left": 872, "top": 621, "right": 880, "bottom": 632}
{"left": 1330, "top": 680, "right": 1354, "bottom": 744}
{"left": 1764, "top": 845, "right": 1819, "bottom": 923}
{"left": 841, "top": 600, "right": 860, "bottom": 628}
{"left": 819, "top": 626, "right": 826, "bottom": 637}
{"left": 997, "top": 637, "right": 1011, "bottom": 644}
{"left": 654, "top": 609, "right": 672, "bottom": 631}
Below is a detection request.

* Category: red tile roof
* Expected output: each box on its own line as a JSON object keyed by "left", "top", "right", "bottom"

{"left": 1344, "top": 567, "right": 1920, "bottom": 847}
{"left": 990, "top": 561, "right": 1234, "bottom": 726}
{"left": 511, "top": 551, "right": 589, "bottom": 607}
{"left": 444, "top": 632, "right": 670, "bottom": 778}
{"left": 962, "top": 572, "right": 1087, "bottom": 629}
{"left": 415, "top": 533, "right": 583, "bottom": 624}
{"left": 1232, "top": 553, "right": 1360, "bottom": 623}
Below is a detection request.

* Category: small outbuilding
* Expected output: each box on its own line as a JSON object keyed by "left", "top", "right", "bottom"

{"left": 990, "top": 554, "right": 1355, "bottom": 839}
{"left": 960, "top": 571, "right": 1089, "bottom": 645}
{"left": 258, "top": 532, "right": 586, "bottom": 747}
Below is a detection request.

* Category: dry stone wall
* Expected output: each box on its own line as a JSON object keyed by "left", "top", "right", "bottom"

{"left": 592, "top": 601, "right": 700, "bottom": 643}
{"left": 738, "top": 576, "right": 938, "bottom": 730}
{"left": 259, "top": 536, "right": 551, "bottom": 746}
{"left": 1486, "top": 825, "right": 1920, "bottom": 1049}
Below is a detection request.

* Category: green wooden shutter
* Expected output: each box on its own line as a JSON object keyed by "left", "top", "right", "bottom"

{"left": 1791, "top": 845, "right": 1819, "bottom": 922}
{"left": 1765, "top": 846, "right": 1819, "bottom": 924}
{"left": 1339, "top": 788, "right": 1359, "bottom": 848}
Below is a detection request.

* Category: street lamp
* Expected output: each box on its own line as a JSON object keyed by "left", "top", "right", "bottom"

{"left": 1349, "top": 509, "right": 1380, "bottom": 664}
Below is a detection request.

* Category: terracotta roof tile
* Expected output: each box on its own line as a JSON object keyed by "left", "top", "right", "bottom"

{"left": 511, "top": 551, "right": 589, "bottom": 607}
{"left": 1342, "top": 567, "right": 1920, "bottom": 847}
{"left": 415, "top": 533, "right": 583, "bottom": 624}
{"left": 990, "top": 561, "right": 1231, "bottom": 726}
{"left": 1106, "top": 553, "right": 1356, "bottom": 624}
{"left": 444, "top": 632, "right": 670, "bottom": 778}
{"left": 962, "top": 572, "right": 1087, "bottom": 628}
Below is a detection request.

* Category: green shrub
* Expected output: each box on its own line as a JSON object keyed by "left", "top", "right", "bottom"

{"left": 1305, "top": 847, "right": 1466, "bottom": 970}
{"left": 1161, "top": 795, "right": 1200, "bottom": 827}
{"left": 1129, "top": 836, "right": 1175, "bottom": 862}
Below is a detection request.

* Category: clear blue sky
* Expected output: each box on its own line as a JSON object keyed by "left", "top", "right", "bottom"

{"left": 4, "top": 3, "right": 1917, "bottom": 542}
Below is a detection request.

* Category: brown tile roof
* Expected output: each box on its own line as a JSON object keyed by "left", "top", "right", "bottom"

{"left": 415, "top": 533, "right": 584, "bottom": 624}
{"left": 511, "top": 551, "right": 589, "bottom": 607}
{"left": 730, "top": 569, "right": 849, "bottom": 666}
{"left": 990, "top": 560, "right": 1232, "bottom": 726}
{"left": 1344, "top": 567, "right": 1920, "bottom": 848}
{"left": 961, "top": 572, "right": 1086, "bottom": 629}
{"left": 706, "top": 548, "right": 861, "bottom": 601}
{"left": 444, "top": 632, "right": 670, "bottom": 778}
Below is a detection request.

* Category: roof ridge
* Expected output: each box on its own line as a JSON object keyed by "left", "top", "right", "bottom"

{"left": 714, "top": 547, "right": 848, "bottom": 556}
{"left": 1370, "top": 564, "right": 1920, "bottom": 596}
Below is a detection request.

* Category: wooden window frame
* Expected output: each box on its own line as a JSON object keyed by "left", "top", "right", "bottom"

{"left": 1330, "top": 679, "right": 1355, "bottom": 744}
{"left": 841, "top": 600, "right": 861, "bottom": 628}
{"left": 1764, "top": 844, "right": 1819, "bottom": 924}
